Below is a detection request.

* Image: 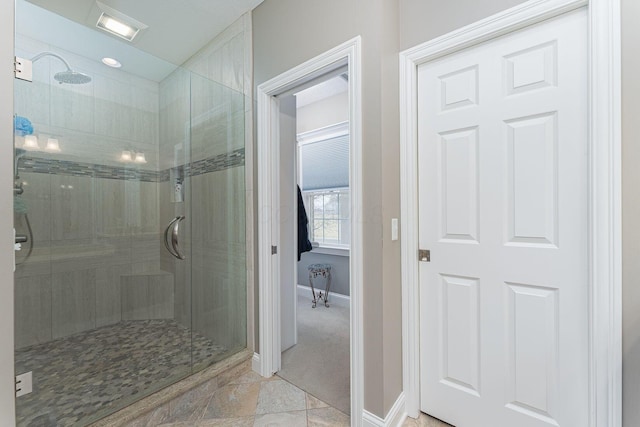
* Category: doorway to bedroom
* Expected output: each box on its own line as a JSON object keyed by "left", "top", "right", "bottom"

{"left": 277, "top": 70, "right": 351, "bottom": 416}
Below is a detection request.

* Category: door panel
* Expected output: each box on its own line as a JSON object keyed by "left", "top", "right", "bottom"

{"left": 418, "top": 9, "right": 588, "bottom": 427}
{"left": 439, "top": 274, "right": 480, "bottom": 396}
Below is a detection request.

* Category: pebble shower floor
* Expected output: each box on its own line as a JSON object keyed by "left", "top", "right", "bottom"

{"left": 15, "top": 320, "right": 227, "bottom": 426}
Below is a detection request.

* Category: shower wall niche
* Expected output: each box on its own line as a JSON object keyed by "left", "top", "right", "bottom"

{"left": 13, "top": 1, "right": 250, "bottom": 425}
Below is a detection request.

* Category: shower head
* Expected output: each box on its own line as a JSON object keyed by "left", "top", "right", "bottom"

{"left": 31, "top": 51, "right": 92, "bottom": 85}
{"left": 54, "top": 70, "right": 92, "bottom": 85}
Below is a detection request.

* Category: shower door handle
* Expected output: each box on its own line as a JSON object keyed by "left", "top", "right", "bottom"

{"left": 164, "top": 216, "right": 186, "bottom": 260}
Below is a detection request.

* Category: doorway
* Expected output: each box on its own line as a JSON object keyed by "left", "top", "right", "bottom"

{"left": 275, "top": 73, "right": 351, "bottom": 415}
{"left": 256, "top": 37, "right": 364, "bottom": 426}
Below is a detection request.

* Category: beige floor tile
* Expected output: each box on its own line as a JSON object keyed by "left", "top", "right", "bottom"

{"left": 159, "top": 418, "right": 254, "bottom": 427}
{"left": 229, "top": 371, "right": 274, "bottom": 385}
{"left": 128, "top": 405, "right": 170, "bottom": 426}
{"left": 306, "top": 393, "right": 330, "bottom": 410}
{"left": 307, "top": 407, "right": 350, "bottom": 427}
{"left": 167, "top": 379, "right": 217, "bottom": 422}
{"left": 255, "top": 380, "right": 306, "bottom": 415}
{"left": 253, "top": 410, "right": 307, "bottom": 427}
{"left": 201, "top": 383, "right": 261, "bottom": 419}
{"left": 216, "top": 360, "right": 251, "bottom": 387}
{"left": 402, "top": 412, "right": 454, "bottom": 427}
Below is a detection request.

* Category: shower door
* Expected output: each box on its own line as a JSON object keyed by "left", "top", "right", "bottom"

{"left": 13, "top": 1, "right": 247, "bottom": 425}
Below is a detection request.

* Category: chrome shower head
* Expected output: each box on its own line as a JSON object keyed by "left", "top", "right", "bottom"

{"left": 54, "top": 70, "right": 92, "bottom": 85}
{"left": 31, "top": 51, "right": 92, "bottom": 85}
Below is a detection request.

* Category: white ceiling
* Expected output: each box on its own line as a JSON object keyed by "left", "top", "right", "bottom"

{"left": 22, "top": 0, "right": 263, "bottom": 81}
{"left": 295, "top": 75, "right": 349, "bottom": 108}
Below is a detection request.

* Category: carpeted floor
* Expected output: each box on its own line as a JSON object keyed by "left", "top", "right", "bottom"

{"left": 277, "top": 292, "right": 350, "bottom": 415}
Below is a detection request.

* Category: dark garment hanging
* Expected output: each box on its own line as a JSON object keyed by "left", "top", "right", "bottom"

{"left": 297, "top": 185, "right": 313, "bottom": 261}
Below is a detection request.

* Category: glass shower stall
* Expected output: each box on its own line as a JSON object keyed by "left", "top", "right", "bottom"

{"left": 12, "top": 1, "right": 248, "bottom": 425}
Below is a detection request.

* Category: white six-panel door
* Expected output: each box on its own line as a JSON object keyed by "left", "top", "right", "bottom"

{"left": 418, "top": 10, "right": 588, "bottom": 427}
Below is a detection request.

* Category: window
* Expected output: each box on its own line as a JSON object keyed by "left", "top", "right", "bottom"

{"left": 298, "top": 122, "right": 350, "bottom": 249}
{"left": 307, "top": 189, "right": 350, "bottom": 247}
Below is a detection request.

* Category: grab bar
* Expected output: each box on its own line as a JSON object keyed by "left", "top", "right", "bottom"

{"left": 164, "top": 216, "right": 185, "bottom": 260}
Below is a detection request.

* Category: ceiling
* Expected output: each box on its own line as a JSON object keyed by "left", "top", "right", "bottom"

{"left": 295, "top": 75, "right": 349, "bottom": 108}
{"left": 21, "top": 0, "right": 263, "bottom": 81}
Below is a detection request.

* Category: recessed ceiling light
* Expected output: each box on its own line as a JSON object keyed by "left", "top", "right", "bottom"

{"left": 102, "top": 57, "right": 122, "bottom": 68}
{"left": 97, "top": 12, "right": 140, "bottom": 41}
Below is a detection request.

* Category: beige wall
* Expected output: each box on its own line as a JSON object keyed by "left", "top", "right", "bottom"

{"left": 399, "top": 0, "right": 527, "bottom": 50}
{"left": 0, "top": 0, "right": 16, "bottom": 422}
{"left": 254, "top": 0, "right": 634, "bottom": 421}
{"left": 622, "top": 0, "right": 639, "bottom": 425}
{"left": 253, "top": 0, "right": 402, "bottom": 417}
{"left": 296, "top": 91, "right": 349, "bottom": 134}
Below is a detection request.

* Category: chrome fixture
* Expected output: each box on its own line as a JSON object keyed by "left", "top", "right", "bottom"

{"left": 14, "top": 148, "right": 34, "bottom": 262}
{"left": 31, "top": 51, "right": 92, "bottom": 84}
{"left": 14, "top": 148, "right": 26, "bottom": 180}
{"left": 14, "top": 147, "right": 27, "bottom": 195}
{"left": 164, "top": 216, "right": 185, "bottom": 260}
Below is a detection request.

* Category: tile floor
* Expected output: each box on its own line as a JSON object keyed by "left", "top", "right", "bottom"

{"left": 150, "top": 371, "right": 351, "bottom": 426}
{"left": 402, "top": 412, "right": 454, "bottom": 427}
{"left": 15, "top": 320, "right": 228, "bottom": 426}
{"left": 142, "top": 366, "right": 453, "bottom": 427}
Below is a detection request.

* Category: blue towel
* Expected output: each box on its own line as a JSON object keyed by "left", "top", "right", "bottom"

{"left": 14, "top": 116, "right": 33, "bottom": 136}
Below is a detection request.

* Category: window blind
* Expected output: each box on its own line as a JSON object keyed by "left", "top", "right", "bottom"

{"left": 300, "top": 134, "right": 349, "bottom": 191}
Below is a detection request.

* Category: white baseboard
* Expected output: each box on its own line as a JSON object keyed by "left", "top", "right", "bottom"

{"left": 297, "top": 284, "right": 350, "bottom": 308}
{"left": 362, "top": 392, "right": 407, "bottom": 427}
{"left": 252, "top": 352, "right": 261, "bottom": 374}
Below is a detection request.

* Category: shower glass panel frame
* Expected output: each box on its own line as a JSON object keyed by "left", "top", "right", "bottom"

{"left": 12, "top": 1, "right": 247, "bottom": 425}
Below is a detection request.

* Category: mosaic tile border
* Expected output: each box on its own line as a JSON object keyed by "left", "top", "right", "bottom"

{"left": 186, "top": 148, "right": 245, "bottom": 179}
{"left": 18, "top": 148, "right": 245, "bottom": 182}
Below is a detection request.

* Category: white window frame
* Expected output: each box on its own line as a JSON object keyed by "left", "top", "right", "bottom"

{"left": 297, "top": 120, "right": 350, "bottom": 255}
{"left": 304, "top": 188, "right": 350, "bottom": 252}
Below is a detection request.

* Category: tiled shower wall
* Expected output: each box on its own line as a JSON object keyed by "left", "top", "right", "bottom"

{"left": 14, "top": 33, "right": 161, "bottom": 169}
{"left": 14, "top": 170, "right": 162, "bottom": 349}
{"left": 13, "top": 33, "right": 163, "bottom": 349}
{"left": 14, "top": 14, "right": 250, "bottom": 352}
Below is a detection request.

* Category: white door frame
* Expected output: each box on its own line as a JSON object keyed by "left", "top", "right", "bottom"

{"left": 257, "top": 36, "right": 364, "bottom": 426}
{"left": 399, "top": 0, "right": 621, "bottom": 426}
